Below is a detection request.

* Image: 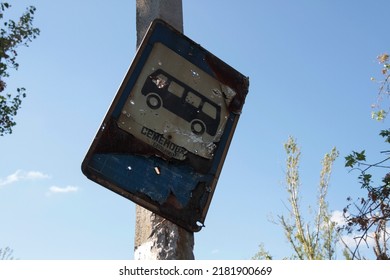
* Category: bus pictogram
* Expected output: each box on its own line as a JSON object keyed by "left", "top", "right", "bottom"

{"left": 141, "top": 69, "right": 221, "bottom": 137}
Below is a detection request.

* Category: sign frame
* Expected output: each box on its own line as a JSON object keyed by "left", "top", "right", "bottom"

{"left": 82, "top": 19, "right": 249, "bottom": 232}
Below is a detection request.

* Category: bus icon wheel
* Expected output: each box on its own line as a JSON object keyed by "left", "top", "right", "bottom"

{"left": 146, "top": 93, "right": 162, "bottom": 109}
{"left": 191, "top": 119, "right": 206, "bottom": 135}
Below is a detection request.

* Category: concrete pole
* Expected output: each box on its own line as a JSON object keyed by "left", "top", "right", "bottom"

{"left": 134, "top": 0, "right": 195, "bottom": 260}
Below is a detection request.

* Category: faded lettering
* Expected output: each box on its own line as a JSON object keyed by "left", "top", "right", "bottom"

{"left": 141, "top": 126, "right": 187, "bottom": 159}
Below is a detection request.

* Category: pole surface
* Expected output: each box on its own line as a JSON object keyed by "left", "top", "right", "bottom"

{"left": 136, "top": 0, "right": 183, "bottom": 46}
{"left": 134, "top": 0, "right": 195, "bottom": 260}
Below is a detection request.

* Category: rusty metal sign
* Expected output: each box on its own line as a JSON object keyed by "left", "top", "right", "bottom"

{"left": 81, "top": 19, "right": 249, "bottom": 232}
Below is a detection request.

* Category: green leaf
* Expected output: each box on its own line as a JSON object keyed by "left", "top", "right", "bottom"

{"left": 355, "top": 150, "right": 366, "bottom": 162}
{"left": 345, "top": 155, "right": 356, "bottom": 167}
{"left": 371, "top": 110, "right": 387, "bottom": 121}
{"left": 379, "top": 129, "right": 390, "bottom": 143}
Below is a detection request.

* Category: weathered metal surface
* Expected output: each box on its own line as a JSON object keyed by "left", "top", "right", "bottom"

{"left": 117, "top": 42, "right": 230, "bottom": 160}
{"left": 82, "top": 19, "right": 249, "bottom": 232}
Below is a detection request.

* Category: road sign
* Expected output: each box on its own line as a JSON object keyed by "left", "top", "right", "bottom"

{"left": 82, "top": 19, "right": 249, "bottom": 232}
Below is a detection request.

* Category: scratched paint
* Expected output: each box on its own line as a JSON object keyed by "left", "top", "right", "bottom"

{"left": 89, "top": 153, "right": 212, "bottom": 207}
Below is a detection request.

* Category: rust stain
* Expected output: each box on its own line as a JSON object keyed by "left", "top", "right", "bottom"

{"left": 205, "top": 54, "right": 249, "bottom": 114}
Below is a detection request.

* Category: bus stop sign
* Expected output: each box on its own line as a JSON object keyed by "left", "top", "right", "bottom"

{"left": 82, "top": 19, "right": 249, "bottom": 232}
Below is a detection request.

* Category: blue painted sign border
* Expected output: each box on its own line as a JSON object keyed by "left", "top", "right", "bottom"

{"left": 82, "top": 19, "right": 249, "bottom": 232}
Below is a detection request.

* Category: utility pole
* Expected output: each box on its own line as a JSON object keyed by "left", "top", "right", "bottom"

{"left": 134, "top": 0, "right": 195, "bottom": 260}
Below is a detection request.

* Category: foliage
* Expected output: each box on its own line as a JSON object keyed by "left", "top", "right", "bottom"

{"left": 252, "top": 243, "right": 272, "bottom": 260}
{"left": 0, "top": 87, "right": 25, "bottom": 135}
{"left": 339, "top": 53, "right": 390, "bottom": 260}
{"left": 371, "top": 53, "right": 390, "bottom": 121}
{"left": 254, "top": 137, "right": 340, "bottom": 259}
{"left": 0, "top": 246, "right": 15, "bottom": 260}
{"left": 0, "top": 2, "right": 39, "bottom": 135}
{"left": 342, "top": 129, "right": 390, "bottom": 260}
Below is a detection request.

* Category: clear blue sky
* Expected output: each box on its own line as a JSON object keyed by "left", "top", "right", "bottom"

{"left": 1, "top": 0, "right": 389, "bottom": 259}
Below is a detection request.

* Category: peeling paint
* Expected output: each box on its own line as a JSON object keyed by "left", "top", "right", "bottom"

{"left": 134, "top": 216, "right": 194, "bottom": 260}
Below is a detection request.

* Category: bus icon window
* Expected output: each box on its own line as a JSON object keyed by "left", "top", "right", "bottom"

{"left": 142, "top": 69, "right": 221, "bottom": 136}
{"left": 168, "top": 81, "right": 184, "bottom": 98}
{"left": 186, "top": 92, "right": 202, "bottom": 108}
